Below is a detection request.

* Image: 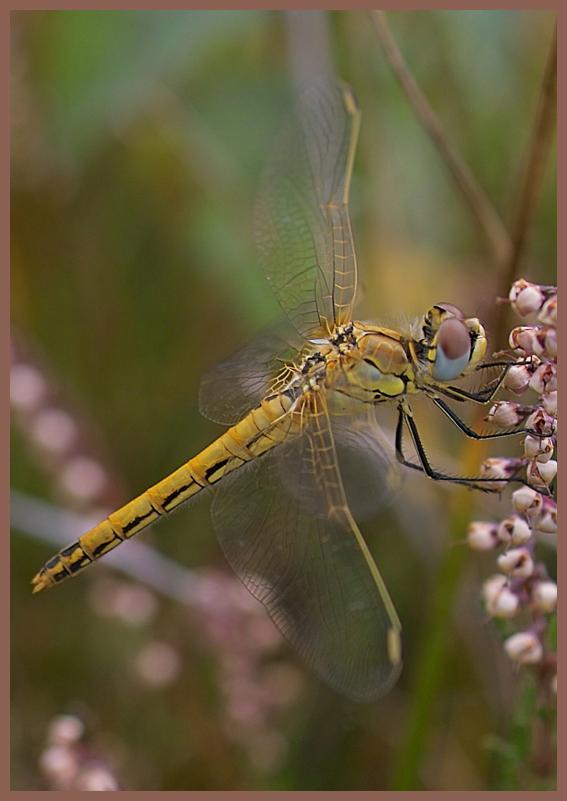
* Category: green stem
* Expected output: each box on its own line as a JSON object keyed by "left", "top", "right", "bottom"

{"left": 390, "top": 493, "right": 474, "bottom": 790}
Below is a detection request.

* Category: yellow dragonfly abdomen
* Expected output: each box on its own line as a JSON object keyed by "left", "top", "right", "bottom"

{"left": 31, "top": 392, "right": 298, "bottom": 593}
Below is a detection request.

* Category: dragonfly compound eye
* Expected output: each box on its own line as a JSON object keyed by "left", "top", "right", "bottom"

{"left": 432, "top": 317, "right": 472, "bottom": 380}
{"left": 436, "top": 302, "right": 465, "bottom": 319}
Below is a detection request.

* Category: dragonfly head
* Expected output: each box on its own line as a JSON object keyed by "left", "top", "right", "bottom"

{"left": 415, "top": 303, "right": 487, "bottom": 382}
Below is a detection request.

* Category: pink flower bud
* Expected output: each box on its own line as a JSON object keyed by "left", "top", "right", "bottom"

{"left": 542, "top": 390, "right": 557, "bottom": 416}
{"left": 467, "top": 521, "right": 499, "bottom": 551}
{"left": 10, "top": 363, "right": 48, "bottom": 413}
{"left": 509, "top": 326, "right": 545, "bottom": 356}
{"left": 523, "top": 434, "right": 554, "bottom": 462}
{"left": 529, "top": 363, "right": 557, "bottom": 395}
{"left": 483, "top": 575, "right": 521, "bottom": 618}
{"left": 488, "top": 586, "right": 519, "bottom": 618}
{"left": 533, "top": 497, "right": 557, "bottom": 534}
{"left": 512, "top": 486, "right": 543, "bottom": 517}
{"left": 531, "top": 581, "right": 557, "bottom": 613}
{"left": 509, "top": 279, "right": 546, "bottom": 316}
{"left": 75, "top": 768, "right": 119, "bottom": 792}
{"left": 47, "top": 715, "right": 85, "bottom": 746}
{"left": 497, "top": 516, "right": 532, "bottom": 546}
{"left": 39, "top": 745, "right": 78, "bottom": 786}
{"left": 525, "top": 407, "right": 556, "bottom": 437}
{"left": 482, "top": 457, "right": 523, "bottom": 478}
{"left": 543, "top": 326, "right": 557, "bottom": 358}
{"left": 538, "top": 295, "right": 557, "bottom": 326}
{"left": 497, "top": 547, "right": 534, "bottom": 578}
{"left": 504, "top": 631, "right": 543, "bottom": 664}
{"left": 503, "top": 364, "right": 532, "bottom": 394}
{"left": 482, "top": 574, "right": 507, "bottom": 603}
{"left": 527, "top": 459, "right": 557, "bottom": 489}
{"left": 480, "top": 457, "right": 523, "bottom": 491}
{"left": 486, "top": 401, "right": 526, "bottom": 428}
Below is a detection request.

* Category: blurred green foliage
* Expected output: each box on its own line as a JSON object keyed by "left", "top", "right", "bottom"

{"left": 11, "top": 10, "right": 555, "bottom": 790}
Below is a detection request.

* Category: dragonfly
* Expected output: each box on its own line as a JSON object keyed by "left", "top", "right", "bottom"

{"left": 32, "top": 81, "right": 520, "bottom": 702}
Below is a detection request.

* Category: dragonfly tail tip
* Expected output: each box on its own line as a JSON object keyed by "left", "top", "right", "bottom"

{"left": 31, "top": 572, "right": 50, "bottom": 594}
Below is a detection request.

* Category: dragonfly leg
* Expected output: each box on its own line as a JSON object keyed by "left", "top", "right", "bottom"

{"left": 430, "top": 397, "right": 537, "bottom": 440}
{"left": 440, "top": 366, "right": 509, "bottom": 404}
{"left": 394, "top": 403, "right": 528, "bottom": 492}
{"left": 395, "top": 406, "right": 428, "bottom": 476}
{"left": 441, "top": 358, "right": 534, "bottom": 405}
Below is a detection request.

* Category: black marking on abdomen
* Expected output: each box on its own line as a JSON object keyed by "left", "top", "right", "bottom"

{"left": 60, "top": 543, "right": 84, "bottom": 559}
{"left": 46, "top": 554, "right": 67, "bottom": 570}
{"left": 162, "top": 481, "right": 197, "bottom": 509}
{"left": 205, "top": 458, "right": 229, "bottom": 481}
{"left": 92, "top": 536, "right": 121, "bottom": 558}
{"left": 123, "top": 509, "right": 157, "bottom": 535}
{"left": 68, "top": 554, "right": 92, "bottom": 573}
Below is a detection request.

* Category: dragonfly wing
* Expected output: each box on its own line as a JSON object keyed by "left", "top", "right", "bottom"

{"left": 254, "top": 81, "right": 360, "bottom": 338}
{"left": 211, "top": 393, "right": 401, "bottom": 701}
{"left": 331, "top": 407, "right": 402, "bottom": 522}
{"left": 199, "top": 321, "right": 302, "bottom": 425}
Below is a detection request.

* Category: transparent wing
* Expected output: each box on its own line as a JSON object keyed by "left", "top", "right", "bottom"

{"left": 199, "top": 322, "right": 302, "bottom": 425}
{"left": 254, "top": 81, "right": 360, "bottom": 339}
{"left": 331, "top": 408, "right": 402, "bottom": 522}
{"left": 211, "top": 394, "right": 401, "bottom": 701}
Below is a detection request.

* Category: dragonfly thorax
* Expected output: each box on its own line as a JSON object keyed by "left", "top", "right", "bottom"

{"left": 300, "top": 352, "right": 326, "bottom": 374}
{"left": 329, "top": 322, "right": 357, "bottom": 353}
{"left": 325, "top": 322, "right": 415, "bottom": 404}
{"left": 295, "top": 305, "right": 488, "bottom": 408}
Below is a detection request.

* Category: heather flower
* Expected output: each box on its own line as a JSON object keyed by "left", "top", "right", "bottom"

{"left": 467, "top": 521, "right": 499, "bottom": 551}
{"left": 508, "top": 279, "right": 549, "bottom": 317}
{"left": 504, "top": 631, "right": 544, "bottom": 665}
{"left": 497, "top": 516, "right": 532, "bottom": 546}
{"left": 467, "top": 280, "right": 556, "bottom": 703}
{"left": 39, "top": 714, "right": 120, "bottom": 791}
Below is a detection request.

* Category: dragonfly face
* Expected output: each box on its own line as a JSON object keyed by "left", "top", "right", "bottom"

{"left": 33, "top": 80, "right": 506, "bottom": 704}
{"left": 410, "top": 303, "right": 487, "bottom": 384}
{"left": 299, "top": 305, "right": 487, "bottom": 408}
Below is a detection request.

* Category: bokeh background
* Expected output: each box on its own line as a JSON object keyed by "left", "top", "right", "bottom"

{"left": 11, "top": 10, "right": 556, "bottom": 791}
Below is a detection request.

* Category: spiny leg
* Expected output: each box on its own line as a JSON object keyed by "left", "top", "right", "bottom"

{"left": 441, "top": 358, "right": 535, "bottom": 405}
{"left": 430, "top": 397, "right": 539, "bottom": 441}
{"left": 440, "top": 384, "right": 501, "bottom": 404}
{"left": 394, "top": 403, "right": 527, "bottom": 491}
{"left": 441, "top": 372, "right": 506, "bottom": 404}
{"left": 395, "top": 407, "right": 428, "bottom": 477}
{"left": 394, "top": 404, "right": 486, "bottom": 488}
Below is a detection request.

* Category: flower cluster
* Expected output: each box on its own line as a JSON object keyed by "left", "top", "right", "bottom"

{"left": 39, "top": 714, "right": 119, "bottom": 790}
{"left": 467, "top": 279, "right": 557, "bottom": 688}
{"left": 189, "top": 569, "right": 304, "bottom": 772}
{"left": 10, "top": 337, "right": 125, "bottom": 515}
{"left": 13, "top": 335, "right": 302, "bottom": 779}
{"left": 90, "top": 569, "right": 304, "bottom": 773}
